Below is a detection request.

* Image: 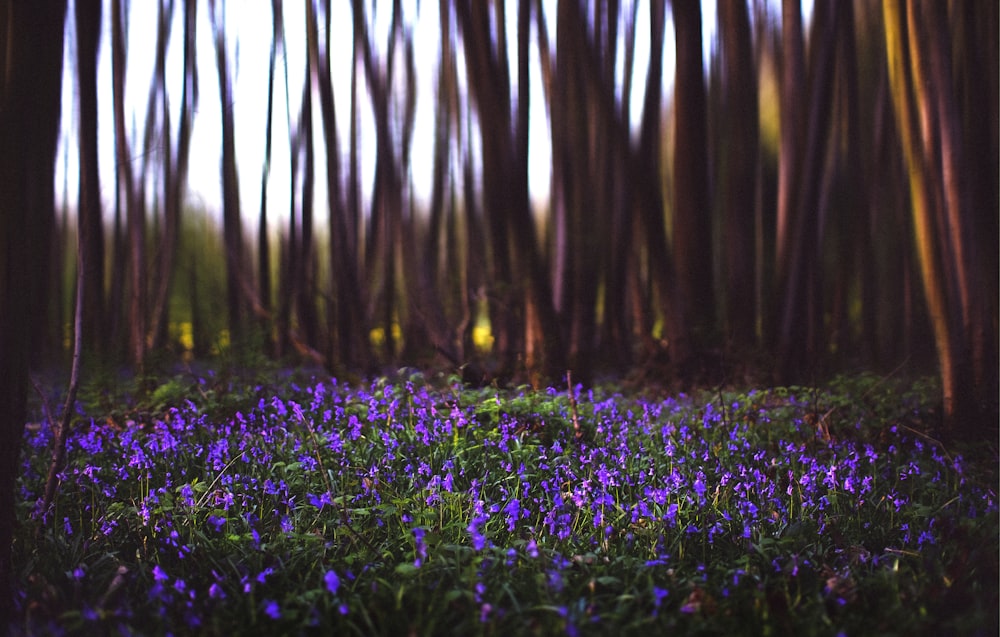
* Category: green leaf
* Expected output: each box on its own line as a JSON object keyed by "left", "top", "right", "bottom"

{"left": 394, "top": 563, "right": 420, "bottom": 577}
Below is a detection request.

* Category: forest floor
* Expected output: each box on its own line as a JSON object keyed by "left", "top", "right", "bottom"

{"left": 10, "top": 365, "right": 999, "bottom": 636}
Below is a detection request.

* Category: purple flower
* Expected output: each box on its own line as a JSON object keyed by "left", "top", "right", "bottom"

{"left": 504, "top": 499, "right": 521, "bottom": 531}
{"left": 256, "top": 567, "right": 274, "bottom": 585}
{"left": 652, "top": 586, "right": 669, "bottom": 608}
{"left": 152, "top": 564, "right": 169, "bottom": 583}
{"left": 324, "top": 570, "right": 341, "bottom": 595}
{"left": 207, "top": 515, "right": 226, "bottom": 532}
{"left": 693, "top": 473, "right": 707, "bottom": 502}
{"left": 664, "top": 503, "right": 679, "bottom": 526}
{"left": 468, "top": 518, "right": 487, "bottom": 551}
{"left": 413, "top": 528, "right": 427, "bottom": 567}
{"left": 526, "top": 537, "right": 539, "bottom": 558}
{"left": 263, "top": 599, "right": 281, "bottom": 619}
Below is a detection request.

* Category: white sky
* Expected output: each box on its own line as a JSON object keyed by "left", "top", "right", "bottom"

{"left": 55, "top": 0, "right": 793, "bottom": 228}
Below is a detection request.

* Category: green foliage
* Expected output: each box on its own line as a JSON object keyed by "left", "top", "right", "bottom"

{"left": 12, "top": 372, "right": 997, "bottom": 635}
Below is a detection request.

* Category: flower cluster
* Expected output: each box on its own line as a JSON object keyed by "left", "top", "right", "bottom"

{"left": 14, "top": 375, "right": 997, "bottom": 635}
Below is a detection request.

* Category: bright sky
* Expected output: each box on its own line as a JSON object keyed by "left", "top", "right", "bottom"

{"left": 54, "top": 0, "right": 763, "bottom": 227}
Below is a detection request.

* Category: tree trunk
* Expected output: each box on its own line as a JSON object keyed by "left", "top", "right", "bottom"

{"left": 0, "top": 0, "right": 66, "bottom": 623}
{"left": 76, "top": 0, "right": 105, "bottom": 357}
{"left": 775, "top": 0, "right": 838, "bottom": 381}
{"left": 718, "top": 0, "right": 758, "bottom": 348}
{"left": 257, "top": 0, "right": 281, "bottom": 354}
{"left": 634, "top": 0, "right": 688, "bottom": 368}
{"left": 148, "top": 0, "right": 197, "bottom": 354}
{"left": 211, "top": 0, "right": 246, "bottom": 348}
{"left": 672, "top": 0, "right": 715, "bottom": 350}
{"left": 882, "top": 0, "right": 988, "bottom": 436}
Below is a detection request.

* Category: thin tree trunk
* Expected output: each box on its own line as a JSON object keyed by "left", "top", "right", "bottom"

{"left": 635, "top": 0, "right": 688, "bottom": 369}
{"left": 257, "top": 0, "right": 281, "bottom": 354}
{"left": 76, "top": 0, "right": 105, "bottom": 357}
{"left": 112, "top": 0, "right": 148, "bottom": 369}
{"left": 148, "top": 0, "right": 197, "bottom": 353}
{"left": 775, "top": 0, "right": 839, "bottom": 380}
{"left": 883, "top": 0, "right": 962, "bottom": 434}
{"left": 210, "top": 0, "right": 246, "bottom": 347}
{"left": 672, "top": 0, "right": 714, "bottom": 350}
{"left": 718, "top": 0, "right": 758, "bottom": 348}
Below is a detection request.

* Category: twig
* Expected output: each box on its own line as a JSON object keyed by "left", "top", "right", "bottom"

{"left": 716, "top": 384, "right": 731, "bottom": 429}
{"left": 566, "top": 371, "right": 582, "bottom": 440}
{"left": 296, "top": 408, "right": 380, "bottom": 554}
{"left": 35, "top": 232, "right": 85, "bottom": 528}
{"left": 193, "top": 450, "right": 248, "bottom": 511}
{"left": 896, "top": 423, "right": 954, "bottom": 465}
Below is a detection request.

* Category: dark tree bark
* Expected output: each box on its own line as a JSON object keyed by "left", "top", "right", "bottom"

{"left": 210, "top": 0, "right": 246, "bottom": 347}
{"left": 672, "top": 0, "right": 714, "bottom": 349}
{"left": 257, "top": 0, "right": 282, "bottom": 353}
{"left": 453, "top": 1, "right": 519, "bottom": 376}
{"left": 121, "top": 0, "right": 150, "bottom": 369}
{"left": 75, "top": 0, "right": 105, "bottom": 357}
{"left": 775, "top": 0, "right": 806, "bottom": 283}
{"left": 108, "top": 0, "right": 131, "bottom": 362}
{"left": 296, "top": 56, "right": 320, "bottom": 352}
{"left": 0, "top": 0, "right": 66, "bottom": 623}
{"left": 884, "top": 0, "right": 998, "bottom": 436}
{"left": 456, "top": 0, "right": 565, "bottom": 382}
{"left": 718, "top": 0, "right": 758, "bottom": 348}
{"left": 596, "top": 0, "right": 638, "bottom": 370}
{"left": 634, "top": 0, "right": 688, "bottom": 368}
{"left": 148, "top": 0, "right": 197, "bottom": 353}
{"left": 775, "top": 0, "right": 839, "bottom": 380}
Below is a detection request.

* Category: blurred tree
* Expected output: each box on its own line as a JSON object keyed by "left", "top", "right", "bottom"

{"left": 147, "top": 0, "right": 198, "bottom": 355}
{"left": 117, "top": 0, "right": 149, "bottom": 368}
{"left": 20, "top": 0, "right": 998, "bottom": 430}
{"left": 774, "top": 0, "right": 839, "bottom": 380}
{"left": 671, "top": 0, "right": 714, "bottom": 355}
{"left": 717, "top": 0, "right": 758, "bottom": 348}
{"left": 883, "top": 0, "right": 998, "bottom": 435}
{"left": 210, "top": 0, "right": 247, "bottom": 347}
{"left": 456, "top": 0, "right": 565, "bottom": 382}
{"left": 147, "top": 0, "right": 195, "bottom": 352}
{"left": 75, "top": 0, "right": 105, "bottom": 356}
{"left": 633, "top": 0, "right": 687, "bottom": 370}
{"left": 256, "top": 0, "right": 283, "bottom": 352}
{"left": 0, "top": 0, "right": 67, "bottom": 621}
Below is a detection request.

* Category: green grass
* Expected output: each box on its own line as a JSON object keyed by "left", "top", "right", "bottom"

{"left": 11, "top": 370, "right": 998, "bottom": 636}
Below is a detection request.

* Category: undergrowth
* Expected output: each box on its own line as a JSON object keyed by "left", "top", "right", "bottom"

{"left": 11, "top": 370, "right": 998, "bottom": 636}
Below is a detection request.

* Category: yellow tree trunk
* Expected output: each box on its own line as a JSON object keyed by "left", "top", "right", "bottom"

{"left": 883, "top": 0, "right": 962, "bottom": 432}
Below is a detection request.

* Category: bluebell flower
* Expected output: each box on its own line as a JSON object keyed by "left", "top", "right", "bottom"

{"left": 324, "top": 570, "right": 340, "bottom": 595}
{"left": 263, "top": 599, "right": 281, "bottom": 619}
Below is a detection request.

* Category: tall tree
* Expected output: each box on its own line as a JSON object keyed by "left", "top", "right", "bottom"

{"left": 210, "top": 0, "right": 246, "bottom": 346}
{"left": 119, "top": 0, "right": 150, "bottom": 368}
{"left": 634, "top": 0, "right": 688, "bottom": 368}
{"left": 257, "top": 0, "right": 283, "bottom": 351}
{"left": 75, "top": 0, "right": 105, "bottom": 356}
{"left": 717, "top": 0, "right": 758, "bottom": 348}
{"left": 883, "top": 0, "right": 997, "bottom": 436}
{"left": 456, "top": 0, "right": 565, "bottom": 381}
{"left": 147, "top": 0, "right": 198, "bottom": 353}
{"left": 0, "top": 0, "right": 67, "bottom": 622}
{"left": 774, "top": 0, "right": 839, "bottom": 380}
{"left": 671, "top": 0, "right": 714, "bottom": 352}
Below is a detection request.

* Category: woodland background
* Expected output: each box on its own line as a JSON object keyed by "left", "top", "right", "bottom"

{"left": 18, "top": 1, "right": 992, "bottom": 414}
{"left": 0, "top": 0, "right": 997, "bottom": 620}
